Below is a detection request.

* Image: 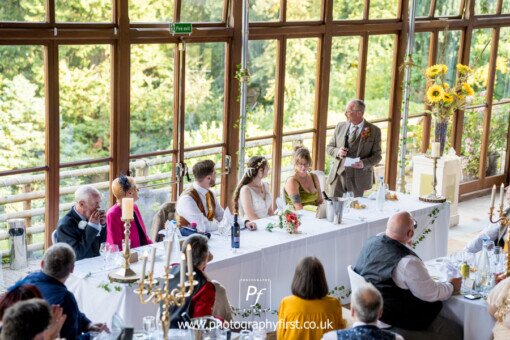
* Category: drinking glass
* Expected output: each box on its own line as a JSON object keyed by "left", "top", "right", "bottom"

{"left": 99, "top": 242, "right": 108, "bottom": 269}
{"left": 143, "top": 316, "right": 156, "bottom": 338}
{"left": 240, "top": 330, "right": 252, "bottom": 340}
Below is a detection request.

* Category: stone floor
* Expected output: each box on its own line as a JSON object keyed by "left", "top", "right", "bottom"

{"left": 448, "top": 193, "right": 492, "bottom": 254}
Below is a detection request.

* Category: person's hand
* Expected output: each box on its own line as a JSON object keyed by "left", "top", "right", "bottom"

{"left": 89, "top": 210, "right": 101, "bottom": 225}
{"left": 352, "top": 161, "right": 364, "bottom": 169}
{"left": 338, "top": 147, "right": 348, "bottom": 159}
{"left": 449, "top": 277, "right": 462, "bottom": 294}
{"left": 88, "top": 323, "right": 109, "bottom": 333}
{"left": 43, "top": 305, "right": 67, "bottom": 340}
{"left": 97, "top": 209, "right": 106, "bottom": 225}
{"left": 246, "top": 221, "right": 257, "bottom": 231}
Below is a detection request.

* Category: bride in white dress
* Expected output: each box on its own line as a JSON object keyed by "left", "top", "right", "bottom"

{"left": 233, "top": 156, "right": 274, "bottom": 221}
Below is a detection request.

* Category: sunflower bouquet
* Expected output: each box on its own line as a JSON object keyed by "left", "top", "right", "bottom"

{"left": 425, "top": 63, "right": 474, "bottom": 122}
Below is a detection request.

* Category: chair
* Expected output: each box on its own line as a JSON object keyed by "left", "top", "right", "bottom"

{"left": 51, "top": 229, "right": 58, "bottom": 245}
{"left": 150, "top": 201, "right": 176, "bottom": 242}
{"left": 347, "top": 264, "right": 367, "bottom": 294}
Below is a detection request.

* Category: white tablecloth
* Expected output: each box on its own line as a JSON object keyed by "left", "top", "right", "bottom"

{"left": 67, "top": 195, "right": 450, "bottom": 329}
{"left": 425, "top": 259, "right": 496, "bottom": 340}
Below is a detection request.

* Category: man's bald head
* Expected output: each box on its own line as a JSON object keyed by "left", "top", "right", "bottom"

{"left": 385, "top": 211, "right": 415, "bottom": 244}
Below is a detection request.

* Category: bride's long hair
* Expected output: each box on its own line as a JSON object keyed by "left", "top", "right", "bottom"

{"left": 232, "top": 156, "right": 268, "bottom": 214}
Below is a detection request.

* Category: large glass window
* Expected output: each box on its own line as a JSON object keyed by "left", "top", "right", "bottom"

{"left": 475, "top": 0, "right": 498, "bottom": 15}
{"left": 0, "top": 1, "right": 45, "bottom": 22}
{"left": 181, "top": 0, "right": 223, "bottom": 22}
{"left": 415, "top": 0, "right": 432, "bottom": 17}
{"left": 504, "top": 0, "right": 510, "bottom": 13}
{"left": 364, "top": 34, "right": 395, "bottom": 120}
{"left": 130, "top": 44, "right": 175, "bottom": 155}
{"left": 56, "top": 0, "right": 112, "bottom": 22}
{"left": 408, "top": 32, "right": 431, "bottom": 115}
{"left": 0, "top": 46, "right": 45, "bottom": 172}
{"left": 333, "top": 0, "right": 363, "bottom": 20}
{"left": 184, "top": 43, "right": 225, "bottom": 147}
{"left": 370, "top": 0, "right": 398, "bottom": 19}
{"left": 286, "top": 0, "right": 321, "bottom": 21}
{"left": 249, "top": 0, "right": 279, "bottom": 22}
{"left": 247, "top": 40, "right": 277, "bottom": 138}
{"left": 435, "top": 0, "right": 461, "bottom": 17}
{"left": 129, "top": 0, "right": 174, "bottom": 22}
{"left": 0, "top": 171, "right": 46, "bottom": 256}
{"left": 283, "top": 38, "right": 318, "bottom": 132}
{"left": 328, "top": 36, "right": 360, "bottom": 126}
{"left": 59, "top": 45, "right": 111, "bottom": 163}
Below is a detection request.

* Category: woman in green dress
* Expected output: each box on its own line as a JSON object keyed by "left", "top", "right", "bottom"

{"left": 284, "top": 146, "right": 324, "bottom": 210}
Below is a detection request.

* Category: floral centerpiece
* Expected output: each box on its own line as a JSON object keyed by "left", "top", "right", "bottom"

{"left": 266, "top": 206, "right": 301, "bottom": 234}
{"left": 425, "top": 63, "right": 474, "bottom": 155}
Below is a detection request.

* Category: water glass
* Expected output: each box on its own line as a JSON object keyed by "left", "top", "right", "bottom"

{"left": 143, "top": 316, "right": 156, "bottom": 338}
{"left": 240, "top": 330, "right": 252, "bottom": 340}
{"left": 99, "top": 242, "right": 109, "bottom": 269}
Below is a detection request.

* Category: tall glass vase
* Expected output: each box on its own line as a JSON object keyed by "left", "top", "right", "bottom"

{"left": 434, "top": 118, "right": 449, "bottom": 156}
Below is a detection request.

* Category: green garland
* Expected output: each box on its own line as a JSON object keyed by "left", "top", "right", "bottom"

{"left": 412, "top": 204, "right": 443, "bottom": 249}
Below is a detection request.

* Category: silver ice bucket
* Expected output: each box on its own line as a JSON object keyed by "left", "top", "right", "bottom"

{"left": 8, "top": 219, "right": 28, "bottom": 270}
{"left": 326, "top": 198, "right": 344, "bottom": 224}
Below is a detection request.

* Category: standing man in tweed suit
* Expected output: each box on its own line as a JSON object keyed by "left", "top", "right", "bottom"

{"left": 326, "top": 99, "right": 382, "bottom": 197}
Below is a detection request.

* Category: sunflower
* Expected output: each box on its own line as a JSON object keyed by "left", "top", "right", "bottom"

{"left": 440, "top": 64, "right": 448, "bottom": 74}
{"left": 426, "top": 65, "right": 443, "bottom": 78}
{"left": 427, "top": 85, "right": 444, "bottom": 103}
{"left": 456, "top": 64, "right": 472, "bottom": 75}
{"left": 442, "top": 92, "right": 454, "bottom": 104}
{"left": 442, "top": 82, "right": 450, "bottom": 89}
{"left": 462, "top": 83, "right": 475, "bottom": 96}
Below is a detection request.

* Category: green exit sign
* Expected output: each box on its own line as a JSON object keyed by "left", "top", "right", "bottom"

{"left": 170, "top": 23, "right": 193, "bottom": 35}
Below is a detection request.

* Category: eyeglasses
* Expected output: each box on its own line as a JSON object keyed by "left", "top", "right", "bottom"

{"left": 346, "top": 109, "right": 362, "bottom": 114}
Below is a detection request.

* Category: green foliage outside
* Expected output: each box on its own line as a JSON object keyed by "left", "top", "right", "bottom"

{"left": 1, "top": 0, "right": 510, "bottom": 246}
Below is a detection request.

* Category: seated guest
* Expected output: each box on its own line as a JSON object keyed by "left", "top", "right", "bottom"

{"left": 277, "top": 256, "right": 346, "bottom": 340}
{"left": 284, "top": 147, "right": 324, "bottom": 210}
{"left": 1, "top": 298, "right": 51, "bottom": 340}
{"left": 232, "top": 156, "right": 273, "bottom": 220}
{"left": 322, "top": 283, "right": 403, "bottom": 340}
{"left": 0, "top": 284, "right": 43, "bottom": 322}
{"left": 169, "top": 234, "right": 232, "bottom": 328}
{"left": 488, "top": 276, "right": 510, "bottom": 339}
{"left": 107, "top": 175, "right": 152, "bottom": 250}
{"left": 354, "top": 211, "right": 462, "bottom": 340}
{"left": 176, "top": 160, "right": 256, "bottom": 235}
{"left": 0, "top": 285, "right": 67, "bottom": 339}
{"left": 465, "top": 185, "right": 510, "bottom": 253}
{"left": 56, "top": 185, "right": 106, "bottom": 260}
{"left": 11, "top": 243, "right": 108, "bottom": 340}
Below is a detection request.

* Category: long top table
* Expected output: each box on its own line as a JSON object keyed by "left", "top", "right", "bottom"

{"left": 67, "top": 195, "right": 449, "bottom": 329}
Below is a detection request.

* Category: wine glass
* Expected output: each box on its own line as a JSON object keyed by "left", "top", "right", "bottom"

{"left": 108, "top": 244, "right": 119, "bottom": 269}
{"left": 143, "top": 316, "right": 156, "bottom": 338}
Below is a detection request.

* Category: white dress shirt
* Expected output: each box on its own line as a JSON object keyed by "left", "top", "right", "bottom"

{"left": 392, "top": 253, "right": 453, "bottom": 302}
{"left": 73, "top": 206, "right": 102, "bottom": 235}
{"left": 175, "top": 182, "right": 223, "bottom": 233}
{"left": 465, "top": 222, "right": 508, "bottom": 253}
{"left": 321, "top": 321, "right": 404, "bottom": 340}
{"left": 348, "top": 120, "right": 365, "bottom": 139}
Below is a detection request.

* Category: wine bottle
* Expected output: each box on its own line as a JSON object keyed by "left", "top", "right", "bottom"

{"left": 231, "top": 214, "right": 240, "bottom": 249}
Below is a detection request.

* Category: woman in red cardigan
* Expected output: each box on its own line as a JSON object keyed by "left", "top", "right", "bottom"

{"left": 106, "top": 175, "right": 152, "bottom": 250}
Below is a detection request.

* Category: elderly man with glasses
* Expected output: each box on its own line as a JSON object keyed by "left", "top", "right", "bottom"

{"left": 353, "top": 211, "right": 463, "bottom": 340}
{"left": 326, "top": 99, "right": 382, "bottom": 198}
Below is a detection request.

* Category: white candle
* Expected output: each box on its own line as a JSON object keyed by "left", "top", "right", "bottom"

{"left": 186, "top": 244, "right": 193, "bottom": 275}
{"left": 141, "top": 251, "right": 148, "bottom": 280}
{"left": 180, "top": 253, "right": 186, "bottom": 286}
{"left": 121, "top": 198, "right": 134, "bottom": 220}
{"left": 490, "top": 184, "right": 496, "bottom": 209}
{"left": 431, "top": 142, "right": 441, "bottom": 158}
{"left": 149, "top": 247, "right": 156, "bottom": 275}
{"left": 500, "top": 183, "right": 505, "bottom": 207}
{"left": 165, "top": 239, "right": 173, "bottom": 269}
